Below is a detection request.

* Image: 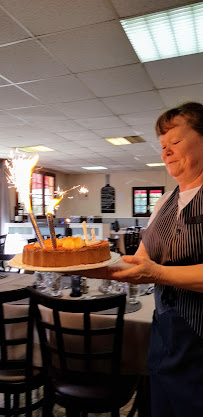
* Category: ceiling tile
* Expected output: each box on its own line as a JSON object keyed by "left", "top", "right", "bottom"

{"left": 57, "top": 131, "right": 101, "bottom": 141}
{"left": 102, "top": 91, "right": 164, "bottom": 114}
{"left": 159, "top": 84, "right": 203, "bottom": 107}
{"left": 145, "top": 54, "right": 203, "bottom": 88}
{"left": 111, "top": 0, "right": 196, "bottom": 18}
{"left": 52, "top": 99, "right": 113, "bottom": 118}
{"left": 41, "top": 21, "right": 138, "bottom": 73}
{"left": 0, "top": 111, "right": 25, "bottom": 126}
{"left": 0, "top": 6, "right": 30, "bottom": 44}
{"left": 76, "top": 116, "right": 127, "bottom": 129}
{"left": 91, "top": 126, "right": 140, "bottom": 138}
{"left": 0, "top": 40, "right": 68, "bottom": 83}
{"left": 78, "top": 64, "right": 154, "bottom": 97}
{"left": 120, "top": 109, "right": 166, "bottom": 125}
{"left": 33, "top": 119, "right": 86, "bottom": 133}
{"left": 21, "top": 75, "right": 95, "bottom": 103}
{"left": 0, "top": 0, "right": 117, "bottom": 35}
{"left": 0, "top": 85, "right": 39, "bottom": 109}
{"left": 7, "top": 105, "right": 67, "bottom": 122}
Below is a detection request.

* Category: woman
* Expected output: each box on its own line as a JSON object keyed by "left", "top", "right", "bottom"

{"left": 111, "top": 102, "right": 203, "bottom": 417}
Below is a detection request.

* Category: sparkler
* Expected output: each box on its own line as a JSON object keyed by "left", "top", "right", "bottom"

{"left": 46, "top": 185, "right": 88, "bottom": 248}
{"left": 5, "top": 152, "right": 45, "bottom": 248}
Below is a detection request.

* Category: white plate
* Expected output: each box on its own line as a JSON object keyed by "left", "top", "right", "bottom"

{"left": 9, "top": 252, "right": 120, "bottom": 272}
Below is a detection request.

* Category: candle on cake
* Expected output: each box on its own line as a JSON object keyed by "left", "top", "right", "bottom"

{"left": 82, "top": 221, "right": 89, "bottom": 244}
{"left": 46, "top": 196, "right": 62, "bottom": 249}
{"left": 5, "top": 152, "right": 45, "bottom": 248}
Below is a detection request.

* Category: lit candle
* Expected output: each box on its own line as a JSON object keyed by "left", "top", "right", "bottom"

{"left": 5, "top": 152, "right": 45, "bottom": 248}
{"left": 82, "top": 221, "right": 89, "bottom": 244}
{"left": 46, "top": 197, "right": 62, "bottom": 249}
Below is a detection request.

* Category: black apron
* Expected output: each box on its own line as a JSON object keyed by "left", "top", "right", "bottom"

{"left": 142, "top": 186, "right": 203, "bottom": 417}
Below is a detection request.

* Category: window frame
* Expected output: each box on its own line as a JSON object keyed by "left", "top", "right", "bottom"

{"left": 132, "top": 186, "right": 165, "bottom": 217}
{"left": 31, "top": 171, "right": 56, "bottom": 217}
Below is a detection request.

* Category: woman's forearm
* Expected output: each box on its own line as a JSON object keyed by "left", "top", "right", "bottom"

{"left": 155, "top": 263, "right": 203, "bottom": 292}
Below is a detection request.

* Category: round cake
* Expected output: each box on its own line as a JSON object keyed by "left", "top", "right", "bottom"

{"left": 22, "top": 237, "right": 111, "bottom": 267}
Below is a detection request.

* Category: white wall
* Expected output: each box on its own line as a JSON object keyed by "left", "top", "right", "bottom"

{"left": 8, "top": 168, "right": 177, "bottom": 221}
{"left": 56, "top": 169, "right": 177, "bottom": 219}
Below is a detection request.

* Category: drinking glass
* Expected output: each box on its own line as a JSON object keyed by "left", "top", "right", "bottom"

{"left": 44, "top": 272, "right": 62, "bottom": 297}
{"left": 127, "top": 284, "right": 140, "bottom": 304}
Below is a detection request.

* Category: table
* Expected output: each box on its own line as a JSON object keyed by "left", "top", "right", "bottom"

{"left": 1, "top": 273, "right": 154, "bottom": 376}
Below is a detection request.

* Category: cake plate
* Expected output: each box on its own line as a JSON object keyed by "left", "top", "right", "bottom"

{"left": 9, "top": 252, "right": 121, "bottom": 272}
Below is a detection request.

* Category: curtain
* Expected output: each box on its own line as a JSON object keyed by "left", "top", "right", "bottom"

{"left": 0, "top": 159, "right": 10, "bottom": 235}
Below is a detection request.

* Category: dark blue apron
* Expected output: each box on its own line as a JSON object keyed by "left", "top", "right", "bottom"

{"left": 148, "top": 296, "right": 203, "bottom": 417}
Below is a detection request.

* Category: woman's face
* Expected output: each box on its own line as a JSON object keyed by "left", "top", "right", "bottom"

{"left": 160, "top": 116, "right": 203, "bottom": 187}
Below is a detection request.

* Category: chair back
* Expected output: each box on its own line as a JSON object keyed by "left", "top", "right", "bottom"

{"left": 108, "top": 237, "right": 119, "bottom": 253}
{"left": 27, "top": 238, "right": 37, "bottom": 244}
{"left": 0, "top": 287, "right": 31, "bottom": 374}
{"left": 28, "top": 288, "right": 126, "bottom": 379}
{"left": 124, "top": 228, "right": 140, "bottom": 255}
{"left": 0, "top": 235, "right": 7, "bottom": 255}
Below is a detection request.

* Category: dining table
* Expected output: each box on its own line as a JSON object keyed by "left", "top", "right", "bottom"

{"left": 1, "top": 271, "right": 154, "bottom": 376}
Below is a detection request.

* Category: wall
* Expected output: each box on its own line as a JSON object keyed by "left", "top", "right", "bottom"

{"left": 55, "top": 169, "right": 177, "bottom": 219}
{"left": 8, "top": 168, "right": 177, "bottom": 222}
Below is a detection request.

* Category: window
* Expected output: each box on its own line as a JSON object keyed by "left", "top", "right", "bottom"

{"left": 31, "top": 172, "right": 55, "bottom": 216}
{"left": 132, "top": 187, "right": 165, "bottom": 217}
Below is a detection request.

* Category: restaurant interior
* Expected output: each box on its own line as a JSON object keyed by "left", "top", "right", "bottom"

{"left": 0, "top": 0, "right": 202, "bottom": 416}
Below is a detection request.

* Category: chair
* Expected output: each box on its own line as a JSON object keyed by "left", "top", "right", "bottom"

{"left": 0, "top": 253, "right": 21, "bottom": 273}
{"left": 124, "top": 229, "right": 140, "bottom": 255}
{"left": 108, "top": 237, "right": 120, "bottom": 253}
{"left": 0, "top": 234, "right": 7, "bottom": 271}
{"left": 27, "top": 238, "right": 37, "bottom": 244}
{"left": 28, "top": 288, "right": 139, "bottom": 416}
{"left": 0, "top": 287, "right": 45, "bottom": 416}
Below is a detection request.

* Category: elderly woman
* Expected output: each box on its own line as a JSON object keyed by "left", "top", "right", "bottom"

{"left": 111, "top": 102, "right": 203, "bottom": 417}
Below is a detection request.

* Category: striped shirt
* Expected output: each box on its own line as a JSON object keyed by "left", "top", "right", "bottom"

{"left": 142, "top": 185, "right": 203, "bottom": 337}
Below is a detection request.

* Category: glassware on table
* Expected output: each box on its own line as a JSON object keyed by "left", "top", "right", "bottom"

{"left": 110, "top": 280, "right": 126, "bottom": 294}
{"left": 127, "top": 284, "right": 140, "bottom": 304}
{"left": 98, "top": 279, "right": 112, "bottom": 294}
{"left": 45, "top": 272, "right": 62, "bottom": 297}
{"left": 34, "top": 271, "right": 62, "bottom": 297}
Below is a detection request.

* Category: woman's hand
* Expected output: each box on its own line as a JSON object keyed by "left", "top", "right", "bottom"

{"left": 109, "top": 255, "right": 161, "bottom": 285}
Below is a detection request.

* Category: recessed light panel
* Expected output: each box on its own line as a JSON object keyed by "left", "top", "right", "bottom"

{"left": 146, "top": 163, "right": 165, "bottom": 167}
{"left": 82, "top": 166, "right": 107, "bottom": 170}
{"left": 18, "top": 145, "right": 54, "bottom": 153}
{"left": 120, "top": 2, "right": 203, "bottom": 62}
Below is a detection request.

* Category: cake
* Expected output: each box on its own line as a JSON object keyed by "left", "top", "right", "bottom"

{"left": 22, "top": 237, "right": 111, "bottom": 267}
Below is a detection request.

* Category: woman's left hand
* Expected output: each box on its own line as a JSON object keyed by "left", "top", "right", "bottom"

{"left": 109, "top": 255, "right": 161, "bottom": 284}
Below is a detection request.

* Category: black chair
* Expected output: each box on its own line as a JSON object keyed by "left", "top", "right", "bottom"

{"left": 124, "top": 228, "right": 141, "bottom": 256}
{"left": 0, "top": 234, "right": 7, "bottom": 271}
{"left": 27, "top": 238, "right": 37, "bottom": 244}
{"left": 0, "top": 287, "right": 45, "bottom": 416}
{"left": 0, "top": 253, "right": 21, "bottom": 274}
{"left": 28, "top": 288, "right": 139, "bottom": 416}
{"left": 108, "top": 237, "right": 120, "bottom": 253}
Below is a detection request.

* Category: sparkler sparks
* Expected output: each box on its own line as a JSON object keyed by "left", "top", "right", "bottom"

{"left": 5, "top": 151, "right": 45, "bottom": 248}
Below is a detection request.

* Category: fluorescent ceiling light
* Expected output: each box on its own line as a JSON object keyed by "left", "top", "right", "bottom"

{"left": 82, "top": 166, "right": 107, "bottom": 170}
{"left": 146, "top": 163, "right": 165, "bottom": 167}
{"left": 106, "top": 137, "right": 131, "bottom": 145}
{"left": 120, "top": 2, "right": 203, "bottom": 62}
{"left": 18, "top": 145, "right": 54, "bottom": 153}
{"left": 106, "top": 136, "right": 145, "bottom": 145}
